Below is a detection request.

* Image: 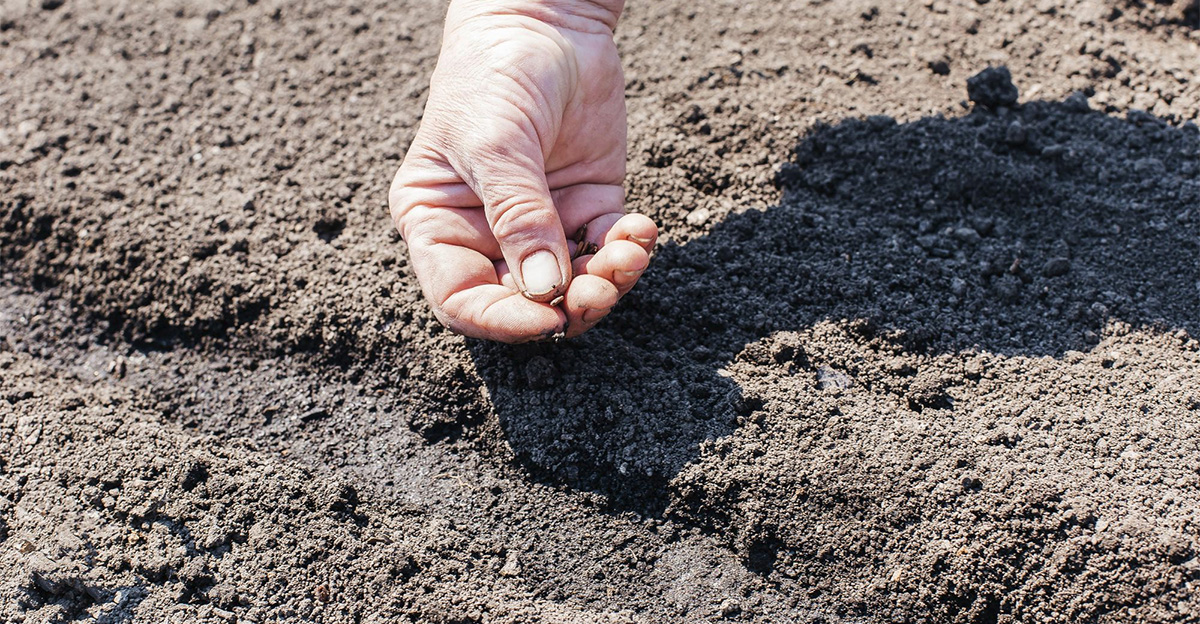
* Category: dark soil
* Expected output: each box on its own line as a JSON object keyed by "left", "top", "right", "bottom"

{"left": 2, "top": 1, "right": 1200, "bottom": 623}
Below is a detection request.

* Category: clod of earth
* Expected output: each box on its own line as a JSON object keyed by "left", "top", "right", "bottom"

{"left": 967, "top": 66, "right": 1020, "bottom": 109}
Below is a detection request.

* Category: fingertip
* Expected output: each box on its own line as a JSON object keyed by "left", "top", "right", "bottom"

{"left": 608, "top": 213, "right": 658, "bottom": 252}
{"left": 594, "top": 239, "right": 650, "bottom": 287}
{"left": 518, "top": 248, "right": 571, "bottom": 303}
{"left": 566, "top": 273, "right": 619, "bottom": 312}
{"left": 613, "top": 266, "right": 646, "bottom": 290}
{"left": 492, "top": 301, "right": 568, "bottom": 344}
{"left": 440, "top": 286, "right": 565, "bottom": 343}
{"left": 610, "top": 239, "right": 651, "bottom": 272}
{"left": 563, "top": 274, "right": 619, "bottom": 337}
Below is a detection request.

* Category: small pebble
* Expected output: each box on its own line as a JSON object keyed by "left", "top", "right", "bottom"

{"left": 299, "top": 408, "right": 330, "bottom": 422}
{"left": 970, "top": 216, "right": 995, "bottom": 236}
{"left": 951, "top": 227, "right": 981, "bottom": 244}
{"left": 1041, "top": 144, "right": 1068, "bottom": 158}
{"left": 967, "top": 66, "right": 1020, "bottom": 109}
{"left": 1063, "top": 91, "right": 1091, "bottom": 113}
{"left": 524, "top": 356, "right": 556, "bottom": 389}
{"left": 1004, "top": 121, "right": 1027, "bottom": 145}
{"left": 817, "top": 366, "right": 852, "bottom": 391}
{"left": 686, "top": 207, "right": 711, "bottom": 227}
{"left": 1043, "top": 257, "right": 1070, "bottom": 277}
{"left": 499, "top": 552, "right": 521, "bottom": 577}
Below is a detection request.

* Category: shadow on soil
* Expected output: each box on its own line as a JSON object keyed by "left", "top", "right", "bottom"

{"left": 469, "top": 96, "right": 1200, "bottom": 515}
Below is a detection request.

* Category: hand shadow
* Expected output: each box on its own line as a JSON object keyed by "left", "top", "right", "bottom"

{"left": 468, "top": 96, "right": 1200, "bottom": 516}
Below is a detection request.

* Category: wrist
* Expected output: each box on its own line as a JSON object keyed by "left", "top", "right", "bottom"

{"left": 448, "top": 0, "right": 623, "bottom": 33}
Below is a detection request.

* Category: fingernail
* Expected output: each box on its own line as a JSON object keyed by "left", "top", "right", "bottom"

{"left": 628, "top": 234, "right": 654, "bottom": 245}
{"left": 521, "top": 250, "right": 562, "bottom": 297}
{"left": 582, "top": 307, "right": 611, "bottom": 323}
{"left": 616, "top": 269, "right": 645, "bottom": 285}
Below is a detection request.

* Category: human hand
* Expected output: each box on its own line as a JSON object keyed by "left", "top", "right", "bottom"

{"left": 389, "top": 0, "right": 658, "bottom": 343}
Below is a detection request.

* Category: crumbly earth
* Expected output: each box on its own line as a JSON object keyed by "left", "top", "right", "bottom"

{"left": 2, "top": 0, "right": 1199, "bottom": 623}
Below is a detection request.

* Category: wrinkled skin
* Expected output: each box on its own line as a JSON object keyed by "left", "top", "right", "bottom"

{"left": 389, "top": 0, "right": 657, "bottom": 343}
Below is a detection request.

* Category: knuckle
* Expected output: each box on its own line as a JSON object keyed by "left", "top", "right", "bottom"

{"left": 489, "top": 196, "right": 557, "bottom": 242}
{"left": 395, "top": 205, "right": 439, "bottom": 245}
{"left": 488, "top": 39, "right": 540, "bottom": 69}
{"left": 388, "top": 176, "right": 417, "bottom": 224}
{"left": 472, "top": 121, "right": 539, "bottom": 164}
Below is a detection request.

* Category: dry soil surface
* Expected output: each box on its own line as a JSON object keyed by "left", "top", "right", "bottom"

{"left": 2, "top": 0, "right": 1200, "bottom": 623}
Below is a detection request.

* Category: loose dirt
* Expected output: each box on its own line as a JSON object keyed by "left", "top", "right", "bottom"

{"left": 2, "top": 1, "right": 1199, "bottom": 623}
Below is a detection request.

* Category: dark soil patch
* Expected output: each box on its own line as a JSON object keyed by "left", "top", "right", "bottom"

{"left": 474, "top": 92, "right": 1200, "bottom": 513}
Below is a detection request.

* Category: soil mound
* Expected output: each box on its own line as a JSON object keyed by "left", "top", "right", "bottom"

{"left": 472, "top": 91, "right": 1200, "bottom": 622}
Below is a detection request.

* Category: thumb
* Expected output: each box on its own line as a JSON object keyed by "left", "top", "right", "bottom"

{"left": 467, "top": 148, "right": 571, "bottom": 304}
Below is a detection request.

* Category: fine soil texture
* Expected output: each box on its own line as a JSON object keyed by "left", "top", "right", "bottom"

{"left": 2, "top": 1, "right": 1200, "bottom": 623}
